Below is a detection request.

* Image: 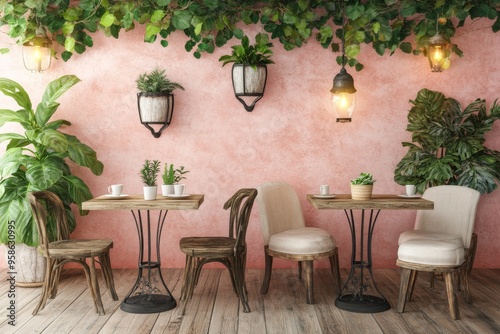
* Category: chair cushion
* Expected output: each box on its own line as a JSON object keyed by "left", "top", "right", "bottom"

{"left": 398, "top": 239, "right": 465, "bottom": 266}
{"left": 269, "top": 227, "right": 336, "bottom": 255}
{"left": 398, "top": 230, "right": 462, "bottom": 246}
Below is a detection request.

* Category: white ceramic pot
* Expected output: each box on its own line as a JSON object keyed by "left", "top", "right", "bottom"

{"left": 143, "top": 185, "right": 158, "bottom": 200}
{"left": 161, "top": 184, "right": 175, "bottom": 196}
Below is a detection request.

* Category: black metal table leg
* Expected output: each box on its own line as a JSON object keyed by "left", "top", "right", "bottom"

{"left": 120, "top": 209, "right": 177, "bottom": 313}
{"left": 335, "top": 209, "right": 391, "bottom": 313}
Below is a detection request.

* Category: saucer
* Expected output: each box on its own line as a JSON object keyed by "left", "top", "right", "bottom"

{"left": 397, "top": 194, "right": 422, "bottom": 199}
{"left": 313, "top": 194, "right": 336, "bottom": 199}
{"left": 164, "top": 194, "right": 190, "bottom": 198}
{"left": 102, "top": 194, "right": 129, "bottom": 199}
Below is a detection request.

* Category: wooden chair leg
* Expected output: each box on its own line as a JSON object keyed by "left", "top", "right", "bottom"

{"left": 329, "top": 253, "right": 342, "bottom": 295}
{"left": 100, "top": 253, "right": 118, "bottom": 301}
{"left": 89, "top": 257, "right": 105, "bottom": 315}
{"left": 397, "top": 268, "right": 413, "bottom": 313}
{"left": 180, "top": 255, "right": 193, "bottom": 301}
{"left": 407, "top": 269, "right": 418, "bottom": 302}
{"left": 460, "top": 266, "right": 472, "bottom": 304}
{"left": 444, "top": 272, "right": 460, "bottom": 320}
{"left": 304, "top": 260, "right": 314, "bottom": 304}
{"left": 261, "top": 251, "right": 273, "bottom": 294}
{"left": 234, "top": 255, "right": 250, "bottom": 313}
{"left": 33, "top": 258, "right": 54, "bottom": 315}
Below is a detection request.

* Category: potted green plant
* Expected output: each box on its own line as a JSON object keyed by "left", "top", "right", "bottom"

{"left": 161, "top": 163, "right": 189, "bottom": 196}
{"left": 350, "top": 172, "right": 376, "bottom": 200}
{"left": 394, "top": 88, "right": 500, "bottom": 194}
{"left": 136, "top": 68, "right": 184, "bottom": 138}
{"left": 219, "top": 33, "right": 274, "bottom": 111}
{"left": 140, "top": 160, "right": 161, "bottom": 200}
{"left": 0, "top": 75, "right": 104, "bottom": 285}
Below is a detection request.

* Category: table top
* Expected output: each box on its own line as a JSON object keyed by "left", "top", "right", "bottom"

{"left": 307, "top": 194, "right": 433, "bottom": 210}
{"left": 82, "top": 194, "right": 204, "bottom": 210}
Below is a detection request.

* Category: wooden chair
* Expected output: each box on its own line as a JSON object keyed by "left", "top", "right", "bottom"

{"left": 396, "top": 185, "right": 480, "bottom": 320}
{"left": 28, "top": 191, "right": 118, "bottom": 316}
{"left": 256, "top": 181, "right": 341, "bottom": 304}
{"left": 179, "top": 188, "right": 257, "bottom": 314}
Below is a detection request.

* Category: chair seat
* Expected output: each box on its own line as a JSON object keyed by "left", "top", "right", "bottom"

{"left": 180, "top": 236, "right": 236, "bottom": 258}
{"left": 42, "top": 239, "right": 114, "bottom": 258}
{"left": 398, "top": 239, "right": 465, "bottom": 266}
{"left": 398, "top": 230, "right": 462, "bottom": 246}
{"left": 269, "top": 227, "right": 336, "bottom": 255}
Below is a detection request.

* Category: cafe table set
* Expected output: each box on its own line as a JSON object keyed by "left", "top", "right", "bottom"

{"left": 82, "top": 183, "right": 432, "bottom": 314}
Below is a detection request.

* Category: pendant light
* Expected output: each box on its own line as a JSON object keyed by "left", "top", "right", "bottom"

{"left": 330, "top": 7, "right": 356, "bottom": 122}
{"left": 22, "top": 26, "right": 52, "bottom": 73}
{"left": 427, "top": 20, "right": 451, "bottom": 72}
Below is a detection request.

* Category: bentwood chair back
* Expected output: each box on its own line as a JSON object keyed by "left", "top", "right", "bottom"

{"left": 179, "top": 188, "right": 258, "bottom": 314}
{"left": 28, "top": 191, "right": 118, "bottom": 316}
{"left": 396, "top": 185, "right": 480, "bottom": 320}
{"left": 256, "top": 181, "right": 341, "bottom": 304}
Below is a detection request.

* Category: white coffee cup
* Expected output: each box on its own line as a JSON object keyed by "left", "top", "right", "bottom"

{"left": 405, "top": 185, "right": 416, "bottom": 196}
{"left": 174, "top": 184, "right": 185, "bottom": 196}
{"left": 320, "top": 185, "right": 330, "bottom": 195}
{"left": 108, "top": 184, "right": 123, "bottom": 196}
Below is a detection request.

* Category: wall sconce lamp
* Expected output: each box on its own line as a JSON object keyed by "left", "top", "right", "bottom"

{"left": 427, "top": 33, "right": 451, "bottom": 72}
{"left": 22, "top": 27, "right": 52, "bottom": 73}
{"left": 137, "top": 92, "right": 174, "bottom": 138}
{"left": 231, "top": 63, "right": 268, "bottom": 112}
{"left": 330, "top": 9, "right": 357, "bottom": 122}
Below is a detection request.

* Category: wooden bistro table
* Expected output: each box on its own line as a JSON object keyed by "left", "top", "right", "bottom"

{"left": 307, "top": 194, "right": 433, "bottom": 313}
{"left": 82, "top": 194, "right": 204, "bottom": 314}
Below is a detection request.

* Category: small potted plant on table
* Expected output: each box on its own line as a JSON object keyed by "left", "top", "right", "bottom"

{"left": 161, "top": 163, "right": 189, "bottom": 196}
{"left": 140, "top": 160, "right": 161, "bottom": 200}
{"left": 350, "top": 172, "right": 376, "bottom": 200}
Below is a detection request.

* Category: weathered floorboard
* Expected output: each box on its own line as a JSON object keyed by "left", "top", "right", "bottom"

{"left": 0, "top": 268, "right": 499, "bottom": 334}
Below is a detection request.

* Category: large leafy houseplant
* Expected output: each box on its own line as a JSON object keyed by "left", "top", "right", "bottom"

{"left": 394, "top": 88, "right": 500, "bottom": 194}
{"left": 0, "top": 75, "right": 104, "bottom": 246}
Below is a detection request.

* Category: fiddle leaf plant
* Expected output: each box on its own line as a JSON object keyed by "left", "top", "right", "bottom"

{"left": 394, "top": 88, "right": 500, "bottom": 194}
{"left": 0, "top": 75, "right": 104, "bottom": 246}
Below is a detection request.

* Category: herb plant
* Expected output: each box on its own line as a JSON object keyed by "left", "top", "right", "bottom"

{"left": 140, "top": 160, "right": 161, "bottom": 186}
{"left": 162, "top": 163, "right": 189, "bottom": 185}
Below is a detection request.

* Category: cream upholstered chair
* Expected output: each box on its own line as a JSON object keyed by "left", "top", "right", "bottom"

{"left": 396, "top": 185, "right": 480, "bottom": 320}
{"left": 179, "top": 188, "right": 257, "bottom": 314}
{"left": 256, "top": 181, "right": 341, "bottom": 304}
{"left": 28, "top": 191, "right": 118, "bottom": 316}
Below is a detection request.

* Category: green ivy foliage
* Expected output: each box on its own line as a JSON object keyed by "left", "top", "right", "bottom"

{"left": 1, "top": 1, "right": 499, "bottom": 70}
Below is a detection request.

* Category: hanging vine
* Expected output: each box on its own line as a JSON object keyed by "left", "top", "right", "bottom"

{"left": 1, "top": 0, "right": 499, "bottom": 70}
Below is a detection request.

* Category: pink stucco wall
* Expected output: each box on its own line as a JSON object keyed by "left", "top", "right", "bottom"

{"left": 1, "top": 21, "right": 499, "bottom": 270}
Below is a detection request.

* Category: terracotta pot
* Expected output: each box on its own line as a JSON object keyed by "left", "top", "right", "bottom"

{"left": 350, "top": 184, "right": 373, "bottom": 200}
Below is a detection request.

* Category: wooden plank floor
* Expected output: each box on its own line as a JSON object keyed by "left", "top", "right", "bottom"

{"left": 1, "top": 268, "right": 499, "bottom": 334}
